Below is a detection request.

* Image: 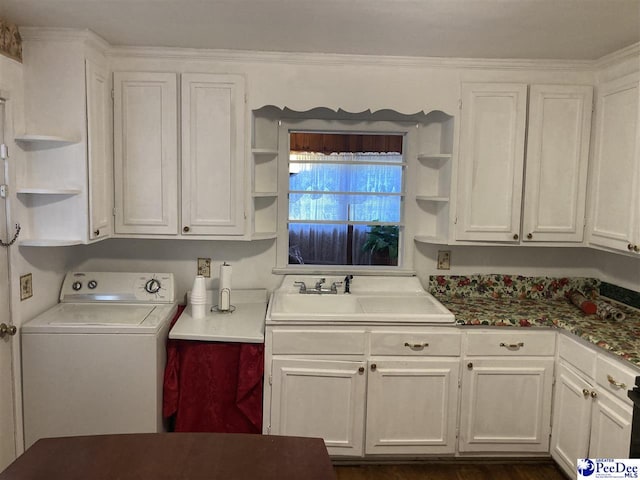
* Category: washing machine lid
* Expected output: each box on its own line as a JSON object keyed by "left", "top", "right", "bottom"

{"left": 21, "top": 303, "right": 177, "bottom": 334}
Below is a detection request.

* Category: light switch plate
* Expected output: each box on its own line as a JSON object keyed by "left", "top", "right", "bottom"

{"left": 437, "top": 251, "right": 451, "bottom": 270}
{"left": 20, "top": 273, "right": 33, "bottom": 300}
{"left": 197, "top": 258, "right": 211, "bottom": 277}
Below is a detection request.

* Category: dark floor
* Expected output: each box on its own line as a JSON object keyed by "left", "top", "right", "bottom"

{"left": 334, "top": 461, "right": 568, "bottom": 480}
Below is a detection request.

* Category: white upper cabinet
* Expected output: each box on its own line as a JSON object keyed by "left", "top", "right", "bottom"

{"left": 522, "top": 85, "right": 593, "bottom": 243}
{"left": 455, "top": 82, "right": 593, "bottom": 244}
{"left": 86, "top": 59, "right": 113, "bottom": 241}
{"left": 587, "top": 72, "right": 640, "bottom": 254}
{"left": 456, "top": 83, "right": 528, "bottom": 242}
{"left": 114, "top": 72, "right": 246, "bottom": 238}
{"left": 181, "top": 74, "right": 245, "bottom": 236}
{"left": 114, "top": 72, "right": 178, "bottom": 235}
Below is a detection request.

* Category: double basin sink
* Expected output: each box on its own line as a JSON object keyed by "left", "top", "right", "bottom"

{"left": 267, "top": 275, "right": 454, "bottom": 323}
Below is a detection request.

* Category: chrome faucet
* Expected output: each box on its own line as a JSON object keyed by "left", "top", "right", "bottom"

{"left": 314, "top": 278, "right": 326, "bottom": 291}
{"left": 293, "top": 281, "right": 307, "bottom": 293}
{"left": 344, "top": 275, "right": 353, "bottom": 294}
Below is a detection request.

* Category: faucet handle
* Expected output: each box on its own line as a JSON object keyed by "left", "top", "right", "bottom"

{"left": 293, "top": 281, "right": 307, "bottom": 293}
{"left": 330, "top": 281, "right": 343, "bottom": 292}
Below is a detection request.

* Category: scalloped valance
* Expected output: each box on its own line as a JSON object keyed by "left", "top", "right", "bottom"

{"left": 0, "top": 17, "right": 21, "bottom": 62}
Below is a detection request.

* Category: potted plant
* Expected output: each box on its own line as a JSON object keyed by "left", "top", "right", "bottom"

{"left": 361, "top": 224, "right": 399, "bottom": 266}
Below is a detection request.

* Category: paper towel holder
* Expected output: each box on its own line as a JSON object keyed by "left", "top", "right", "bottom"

{"left": 212, "top": 287, "right": 235, "bottom": 314}
{"left": 211, "top": 304, "right": 236, "bottom": 314}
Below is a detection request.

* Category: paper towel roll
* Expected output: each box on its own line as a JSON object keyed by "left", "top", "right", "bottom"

{"left": 218, "top": 262, "right": 232, "bottom": 311}
{"left": 567, "top": 290, "right": 597, "bottom": 315}
{"left": 596, "top": 300, "right": 626, "bottom": 322}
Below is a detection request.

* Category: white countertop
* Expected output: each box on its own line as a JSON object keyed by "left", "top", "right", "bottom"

{"left": 169, "top": 289, "right": 267, "bottom": 343}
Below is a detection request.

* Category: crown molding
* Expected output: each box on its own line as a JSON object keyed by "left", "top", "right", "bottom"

{"left": 594, "top": 42, "right": 640, "bottom": 70}
{"left": 19, "top": 27, "right": 110, "bottom": 53}
{"left": 20, "top": 27, "right": 635, "bottom": 72}
{"left": 108, "top": 45, "right": 595, "bottom": 72}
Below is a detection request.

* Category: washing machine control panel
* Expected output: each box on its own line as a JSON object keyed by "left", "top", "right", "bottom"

{"left": 60, "top": 272, "right": 175, "bottom": 303}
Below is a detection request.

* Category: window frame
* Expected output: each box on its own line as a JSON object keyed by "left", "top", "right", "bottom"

{"left": 275, "top": 118, "right": 418, "bottom": 273}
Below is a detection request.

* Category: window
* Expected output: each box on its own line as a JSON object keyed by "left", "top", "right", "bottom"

{"left": 286, "top": 131, "right": 405, "bottom": 267}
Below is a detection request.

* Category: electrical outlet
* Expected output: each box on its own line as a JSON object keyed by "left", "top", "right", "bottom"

{"left": 20, "top": 273, "right": 33, "bottom": 300}
{"left": 197, "top": 258, "right": 211, "bottom": 277}
{"left": 437, "top": 251, "right": 451, "bottom": 270}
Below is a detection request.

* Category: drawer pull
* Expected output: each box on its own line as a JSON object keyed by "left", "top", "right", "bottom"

{"left": 582, "top": 388, "right": 590, "bottom": 398}
{"left": 404, "top": 342, "right": 429, "bottom": 349}
{"left": 499, "top": 342, "right": 524, "bottom": 350}
{"left": 607, "top": 375, "right": 627, "bottom": 389}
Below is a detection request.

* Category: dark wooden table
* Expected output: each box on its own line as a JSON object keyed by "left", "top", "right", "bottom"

{"left": 0, "top": 433, "right": 336, "bottom": 480}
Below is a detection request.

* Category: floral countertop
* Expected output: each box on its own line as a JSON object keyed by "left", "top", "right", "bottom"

{"left": 429, "top": 275, "right": 640, "bottom": 367}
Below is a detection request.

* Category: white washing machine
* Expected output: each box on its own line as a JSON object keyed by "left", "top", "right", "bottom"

{"left": 21, "top": 272, "right": 177, "bottom": 449}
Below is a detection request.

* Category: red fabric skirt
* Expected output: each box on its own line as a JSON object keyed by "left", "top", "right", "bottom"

{"left": 162, "top": 307, "right": 264, "bottom": 433}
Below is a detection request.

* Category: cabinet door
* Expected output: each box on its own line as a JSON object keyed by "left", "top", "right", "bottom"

{"left": 270, "top": 358, "right": 366, "bottom": 457}
{"left": 459, "top": 357, "right": 554, "bottom": 453}
{"left": 86, "top": 59, "right": 112, "bottom": 241}
{"left": 523, "top": 85, "right": 593, "bottom": 243}
{"left": 113, "top": 72, "right": 178, "bottom": 235}
{"left": 550, "top": 364, "right": 592, "bottom": 478}
{"left": 590, "top": 389, "right": 632, "bottom": 459}
{"left": 456, "top": 83, "right": 528, "bottom": 242}
{"left": 181, "top": 74, "right": 245, "bottom": 236}
{"left": 588, "top": 73, "right": 640, "bottom": 252}
{"left": 365, "top": 358, "right": 459, "bottom": 455}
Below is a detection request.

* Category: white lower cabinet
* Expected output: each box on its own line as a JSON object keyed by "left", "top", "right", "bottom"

{"left": 270, "top": 358, "right": 366, "bottom": 456}
{"left": 459, "top": 331, "right": 556, "bottom": 453}
{"left": 459, "top": 357, "right": 554, "bottom": 453}
{"left": 265, "top": 327, "right": 461, "bottom": 457}
{"left": 551, "top": 335, "right": 633, "bottom": 479}
{"left": 365, "top": 358, "right": 459, "bottom": 455}
{"left": 266, "top": 326, "right": 636, "bottom": 462}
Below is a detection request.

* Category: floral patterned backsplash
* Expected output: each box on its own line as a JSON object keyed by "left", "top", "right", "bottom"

{"left": 0, "top": 17, "right": 22, "bottom": 62}
{"left": 429, "top": 274, "right": 600, "bottom": 300}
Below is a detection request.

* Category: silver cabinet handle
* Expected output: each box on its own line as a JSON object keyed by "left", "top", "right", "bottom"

{"left": 499, "top": 342, "right": 524, "bottom": 349}
{"left": 607, "top": 375, "right": 627, "bottom": 389}
{"left": 404, "top": 342, "right": 429, "bottom": 349}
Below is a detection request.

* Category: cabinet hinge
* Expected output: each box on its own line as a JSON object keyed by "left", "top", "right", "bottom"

{"left": 0, "top": 143, "right": 8, "bottom": 159}
{"left": 454, "top": 216, "right": 458, "bottom": 225}
{"left": 269, "top": 374, "right": 272, "bottom": 386}
{"left": 458, "top": 379, "right": 461, "bottom": 388}
{"left": 111, "top": 89, "right": 114, "bottom": 100}
{"left": 267, "top": 425, "right": 271, "bottom": 434}
{"left": 112, "top": 207, "right": 117, "bottom": 217}
{"left": 458, "top": 99, "right": 462, "bottom": 110}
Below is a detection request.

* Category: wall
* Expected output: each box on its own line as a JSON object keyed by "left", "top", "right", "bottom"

{"left": 73, "top": 238, "right": 279, "bottom": 303}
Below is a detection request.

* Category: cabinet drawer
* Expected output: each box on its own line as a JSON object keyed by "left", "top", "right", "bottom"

{"left": 370, "top": 331, "right": 461, "bottom": 356}
{"left": 270, "top": 329, "right": 366, "bottom": 355}
{"left": 465, "top": 330, "right": 556, "bottom": 356}
{"left": 558, "top": 333, "right": 596, "bottom": 379}
{"left": 596, "top": 355, "right": 639, "bottom": 406}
